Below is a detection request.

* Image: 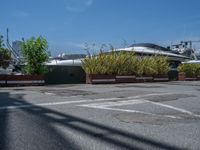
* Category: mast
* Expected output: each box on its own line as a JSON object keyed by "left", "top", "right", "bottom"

{"left": 6, "top": 28, "right": 21, "bottom": 64}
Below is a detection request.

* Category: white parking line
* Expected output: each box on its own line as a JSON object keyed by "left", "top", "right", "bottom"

{"left": 146, "top": 100, "right": 200, "bottom": 118}
{"left": 0, "top": 99, "right": 93, "bottom": 110}
{"left": 2, "top": 91, "right": 194, "bottom": 120}
{"left": 80, "top": 99, "right": 146, "bottom": 107}
{"left": 79, "top": 92, "right": 200, "bottom": 119}
{"left": 44, "top": 92, "right": 55, "bottom": 96}
{"left": 82, "top": 105, "right": 180, "bottom": 119}
{"left": 0, "top": 93, "right": 170, "bottom": 110}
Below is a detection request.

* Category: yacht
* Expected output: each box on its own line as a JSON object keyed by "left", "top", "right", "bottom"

{"left": 171, "top": 41, "right": 200, "bottom": 64}
{"left": 114, "top": 43, "right": 191, "bottom": 68}
{"left": 45, "top": 53, "right": 85, "bottom": 66}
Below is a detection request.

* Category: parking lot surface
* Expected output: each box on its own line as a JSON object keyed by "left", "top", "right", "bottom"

{"left": 1, "top": 81, "right": 200, "bottom": 150}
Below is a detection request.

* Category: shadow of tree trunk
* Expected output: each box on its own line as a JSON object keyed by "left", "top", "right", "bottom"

{"left": 0, "top": 92, "right": 187, "bottom": 150}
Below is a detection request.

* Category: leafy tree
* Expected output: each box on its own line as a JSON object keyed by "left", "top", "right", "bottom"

{"left": 21, "top": 36, "right": 49, "bottom": 75}
{"left": 0, "top": 35, "right": 11, "bottom": 69}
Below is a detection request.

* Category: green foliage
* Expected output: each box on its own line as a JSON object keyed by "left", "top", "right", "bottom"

{"left": 82, "top": 48, "right": 169, "bottom": 76}
{"left": 0, "top": 35, "right": 11, "bottom": 69}
{"left": 178, "top": 63, "right": 200, "bottom": 77}
{"left": 82, "top": 50, "right": 138, "bottom": 75}
{"left": 21, "top": 36, "right": 49, "bottom": 75}
{"left": 115, "top": 51, "right": 137, "bottom": 75}
{"left": 0, "top": 48, "right": 11, "bottom": 69}
{"left": 196, "top": 65, "right": 200, "bottom": 76}
{"left": 136, "top": 57, "right": 155, "bottom": 76}
{"left": 152, "top": 56, "right": 169, "bottom": 75}
{"left": 133, "top": 56, "right": 169, "bottom": 76}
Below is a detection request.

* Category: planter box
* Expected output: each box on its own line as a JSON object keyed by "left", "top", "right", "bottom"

{"left": 178, "top": 72, "right": 198, "bottom": 81}
{"left": 153, "top": 75, "right": 169, "bottom": 82}
{"left": 185, "top": 77, "right": 197, "bottom": 81}
{"left": 136, "top": 76, "right": 153, "bottom": 82}
{"left": 197, "top": 75, "right": 200, "bottom": 81}
{"left": 0, "top": 75, "right": 6, "bottom": 86}
{"left": 6, "top": 75, "right": 45, "bottom": 86}
{"left": 86, "top": 74, "right": 116, "bottom": 84}
{"left": 178, "top": 72, "right": 185, "bottom": 81}
{"left": 115, "top": 75, "right": 136, "bottom": 83}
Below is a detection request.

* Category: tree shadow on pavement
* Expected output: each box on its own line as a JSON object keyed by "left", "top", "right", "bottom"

{"left": 0, "top": 92, "right": 80, "bottom": 150}
{"left": 0, "top": 92, "right": 187, "bottom": 150}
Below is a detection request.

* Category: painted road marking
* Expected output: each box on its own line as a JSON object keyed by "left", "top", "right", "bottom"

{"left": 44, "top": 92, "right": 55, "bottom": 96}
{"left": 80, "top": 99, "right": 146, "bottom": 108}
{"left": 0, "top": 99, "right": 94, "bottom": 110}
{"left": 0, "top": 93, "right": 171, "bottom": 110}
{"left": 146, "top": 100, "right": 200, "bottom": 118}
{"left": 82, "top": 105, "right": 180, "bottom": 119}
{"left": 79, "top": 93, "right": 200, "bottom": 118}
{"left": 1, "top": 92, "right": 199, "bottom": 119}
{"left": 80, "top": 98, "right": 200, "bottom": 118}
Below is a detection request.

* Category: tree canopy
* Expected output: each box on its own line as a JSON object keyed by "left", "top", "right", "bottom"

{"left": 21, "top": 36, "right": 49, "bottom": 75}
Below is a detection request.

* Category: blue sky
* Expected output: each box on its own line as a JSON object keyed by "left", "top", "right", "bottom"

{"left": 1, "top": 0, "right": 200, "bottom": 56}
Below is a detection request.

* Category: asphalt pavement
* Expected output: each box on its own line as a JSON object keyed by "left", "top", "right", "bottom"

{"left": 0, "top": 81, "right": 200, "bottom": 150}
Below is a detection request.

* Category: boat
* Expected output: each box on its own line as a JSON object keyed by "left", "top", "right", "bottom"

{"left": 45, "top": 59, "right": 82, "bottom": 66}
{"left": 171, "top": 41, "right": 200, "bottom": 64}
{"left": 45, "top": 53, "right": 85, "bottom": 66}
{"left": 183, "top": 60, "right": 200, "bottom": 64}
{"left": 46, "top": 43, "right": 192, "bottom": 67}
{"left": 113, "top": 43, "right": 191, "bottom": 68}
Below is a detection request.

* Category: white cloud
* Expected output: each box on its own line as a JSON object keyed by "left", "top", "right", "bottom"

{"left": 64, "top": 0, "right": 94, "bottom": 13}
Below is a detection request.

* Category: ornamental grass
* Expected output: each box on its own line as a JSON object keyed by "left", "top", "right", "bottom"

{"left": 82, "top": 50, "right": 169, "bottom": 76}
{"left": 178, "top": 63, "right": 200, "bottom": 77}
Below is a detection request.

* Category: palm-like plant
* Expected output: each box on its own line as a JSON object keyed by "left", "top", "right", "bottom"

{"left": 152, "top": 56, "right": 169, "bottom": 75}
{"left": 136, "top": 57, "right": 156, "bottom": 76}
{"left": 82, "top": 49, "right": 170, "bottom": 77}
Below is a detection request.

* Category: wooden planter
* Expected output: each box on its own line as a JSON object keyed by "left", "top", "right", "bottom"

{"left": 6, "top": 75, "right": 45, "bottom": 86}
{"left": 153, "top": 75, "right": 169, "bottom": 82}
{"left": 178, "top": 72, "right": 185, "bottom": 81}
{"left": 178, "top": 72, "right": 198, "bottom": 81}
{"left": 136, "top": 76, "right": 153, "bottom": 82}
{"left": 86, "top": 74, "right": 116, "bottom": 84}
{"left": 0, "top": 75, "right": 6, "bottom": 86}
{"left": 185, "top": 77, "right": 197, "bottom": 81}
{"left": 197, "top": 75, "right": 200, "bottom": 81}
{"left": 115, "top": 75, "right": 136, "bottom": 83}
